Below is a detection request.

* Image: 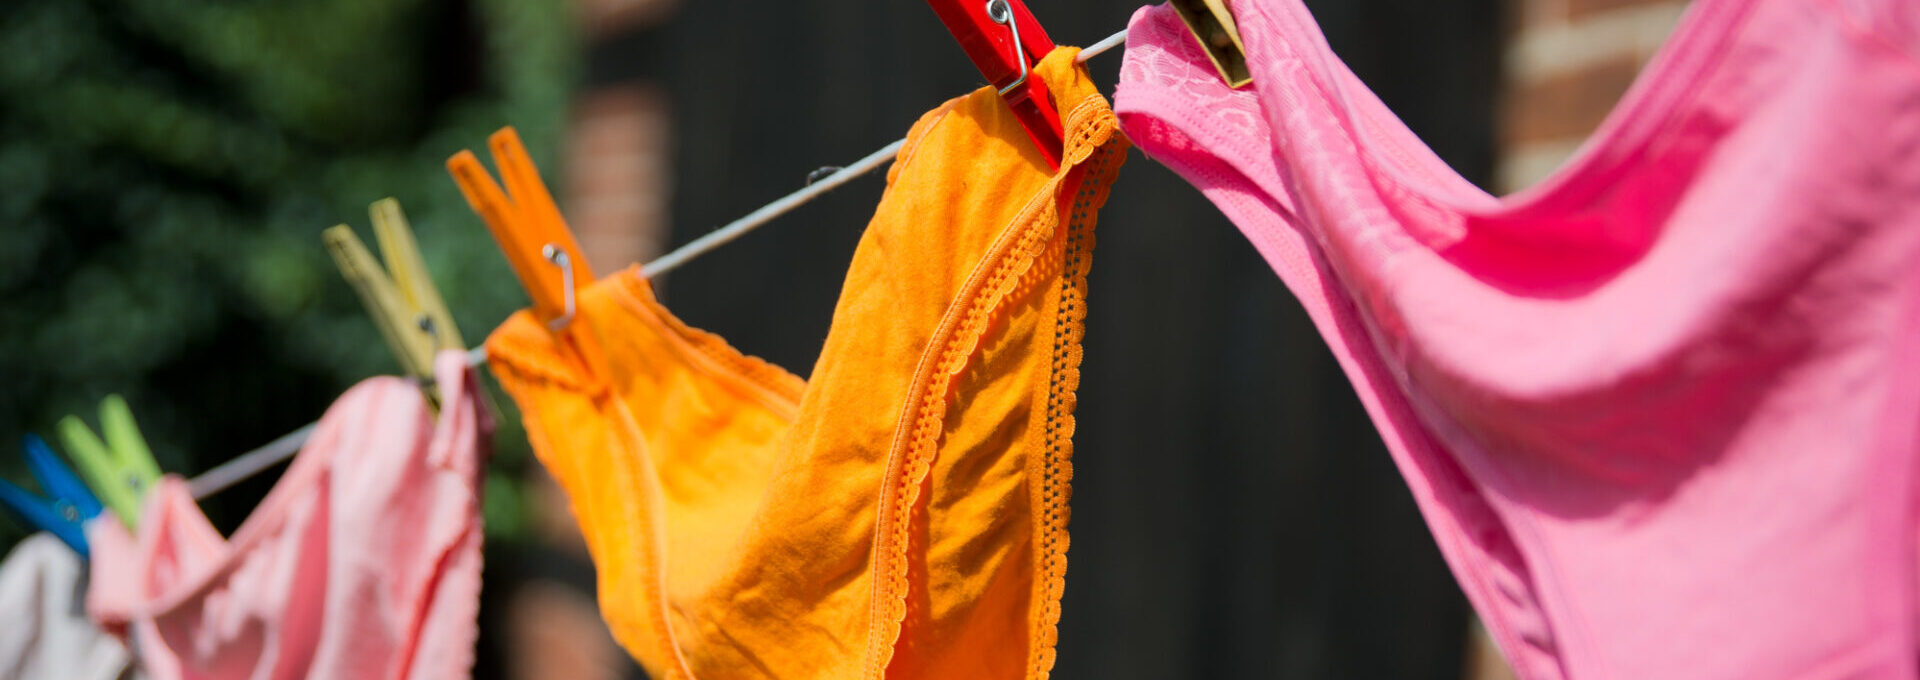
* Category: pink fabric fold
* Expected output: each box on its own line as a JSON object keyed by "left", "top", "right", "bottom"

{"left": 88, "top": 351, "right": 491, "bottom": 680}
{"left": 1116, "top": 0, "right": 1920, "bottom": 678}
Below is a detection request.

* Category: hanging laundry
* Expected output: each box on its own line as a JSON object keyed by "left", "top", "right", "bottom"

{"left": 85, "top": 351, "right": 491, "bottom": 680}
{"left": 0, "top": 534, "right": 141, "bottom": 680}
{"left": 477, "top": 47, "right": 1126, "bottom": 679}
{"left": 1115, "top": 0, "right": 1920, "bottom": 678}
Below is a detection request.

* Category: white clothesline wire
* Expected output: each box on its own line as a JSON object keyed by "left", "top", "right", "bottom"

{"left": 187, "top": 28, "right": 1129, "bottom": 500}
{"left": 643, "top": 29, "right": 1124, "bottom": 278}
{"left": 642, "top": 139, "right": 908, "bottom": 278}
{"left": 188, "top": 424, "right": 317, "bottom": 499}
{"left": 1081, "top": 28, "right": 1127, "bottom": 62}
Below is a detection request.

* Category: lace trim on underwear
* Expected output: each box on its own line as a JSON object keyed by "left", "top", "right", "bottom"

{"left": 1028, "top": 106, "right": 1123, "bottom": 679}
{"left": 864, "top": 85, "right": 1128, "bottom": 679}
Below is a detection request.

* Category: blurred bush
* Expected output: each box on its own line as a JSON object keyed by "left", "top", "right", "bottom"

{"left": 0, "top": 0, "right": 575, "bottom": 545}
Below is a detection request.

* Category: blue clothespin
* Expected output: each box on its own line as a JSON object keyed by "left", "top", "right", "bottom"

{"left": 0, "top": 435, "right": 105, "bottom": 557}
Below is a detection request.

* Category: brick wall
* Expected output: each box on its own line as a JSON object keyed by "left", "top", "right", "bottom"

{"left": 1497, "top": 0, "right": 1686, "bottom": 192}
{"left": 566, "top": 84, "right": 672, "bottom": 275}
{"left": 564, "top": 0, "right": 676, "bottom": 276}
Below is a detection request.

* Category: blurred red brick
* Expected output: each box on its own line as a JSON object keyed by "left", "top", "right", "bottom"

{"left": 575, "top": 0, "right": 678, "bottom": 38}
{"left": 565, "top": 84, "right": 673, "bottom": 276}
{"left": 1497, "top": 0, "right": 1685, "bottom": 192}
{"left": 1500, "top": 55, "right": 1641, "bottom": 147}
{"left": 508, "top": 581, "right": 632, "bottom": 680}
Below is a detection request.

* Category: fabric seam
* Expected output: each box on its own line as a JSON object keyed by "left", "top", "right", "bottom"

{"left": 606, "top": 272, "right": 807, "bottom": 419}
{"left": 863, "top": 82, "right": 1121, "bottom": 679}
{"left": 1026, "top": 124, "right": 1122, "bottom": 679}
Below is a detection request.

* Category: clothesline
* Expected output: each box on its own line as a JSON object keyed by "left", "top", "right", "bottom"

{"left": 186, "top": 28, "right": 1129, "bottom": 501}
{"left": 641, "top": 27, "right": 1125, "bottom": 278}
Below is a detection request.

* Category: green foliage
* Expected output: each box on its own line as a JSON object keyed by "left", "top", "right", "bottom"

{"left": 0, "top": 0, "right": 575, "bottom": 544}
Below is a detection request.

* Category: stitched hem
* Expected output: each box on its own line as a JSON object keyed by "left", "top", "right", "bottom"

{"left": 863, "top": 63, "right": 1127, "bottom": 678}
{"left": 609, "top": 395, "right": 702, "bottom": 678}
{"left": 1027, "top": 115, "right": 1124, "bottom": 679}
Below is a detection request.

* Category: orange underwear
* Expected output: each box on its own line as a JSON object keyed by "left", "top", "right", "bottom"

{"left": 484, "top": 48, "right": 1126, "bottom": 679}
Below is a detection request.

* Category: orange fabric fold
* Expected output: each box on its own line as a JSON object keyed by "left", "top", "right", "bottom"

{"left": 484, "top": 48, "right": 1126, "bottom": 679}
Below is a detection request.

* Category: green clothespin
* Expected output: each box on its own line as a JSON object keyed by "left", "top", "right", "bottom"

{"left": 59, "top": 395, "right": 164, "bottom": 529}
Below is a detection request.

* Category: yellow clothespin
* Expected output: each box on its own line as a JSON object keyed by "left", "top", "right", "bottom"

{"left": 1171, "top": 0, "right": 1252, "bottom": 88}
{"left": 323, "top": 198, "right": 465, "bottom": 381}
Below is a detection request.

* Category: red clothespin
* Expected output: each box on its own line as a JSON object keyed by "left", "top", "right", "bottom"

{"left": 926, "top": 0, "right": 1065, "bottom": 169}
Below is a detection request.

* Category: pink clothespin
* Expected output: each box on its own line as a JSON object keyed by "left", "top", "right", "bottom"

{"left": 926, "top": 0, "right": 1065, "bottom": 169}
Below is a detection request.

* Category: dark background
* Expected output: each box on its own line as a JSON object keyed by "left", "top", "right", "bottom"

{"left": 0, "top": 0, "right": 1501, "bottom": 677}
{"left": 647, "top": 1, "right": 1499, "bottom": 677}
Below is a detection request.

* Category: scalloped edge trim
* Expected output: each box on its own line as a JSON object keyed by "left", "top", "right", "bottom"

{"left": 863, "top": 89, "right": 1128, "bottom": 679}
{"left": 1027, "top": 124, "right": 1124, "bottom": 679}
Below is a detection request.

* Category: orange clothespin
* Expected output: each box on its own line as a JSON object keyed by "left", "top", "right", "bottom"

{"left": 926, "top": 0, "right": 1065, "bottom": 169}
{"left": 446, "top": 127, "right": 595, "bottom": 331}
{"left": 447, "top": 127, "right": 609, "bottom": 379}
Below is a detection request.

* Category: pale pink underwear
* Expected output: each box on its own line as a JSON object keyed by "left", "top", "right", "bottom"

{"left": 88, "top": 351, "right": 491, "bottom": 680}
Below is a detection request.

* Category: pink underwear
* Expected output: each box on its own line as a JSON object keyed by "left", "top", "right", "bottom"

{"left": 1117, "top": 1, "right": 1920, "bottom": 677}
{"left": 88, "top": 351, "right": 491, "bottom": 680}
